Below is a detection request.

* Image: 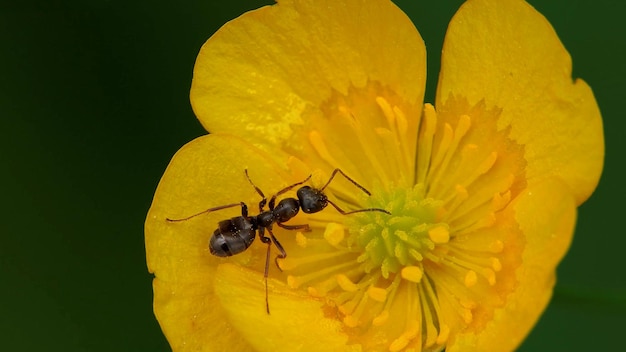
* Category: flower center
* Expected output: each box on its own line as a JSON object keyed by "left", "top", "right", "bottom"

{"left": 282, "top": 86, "right": 526, "bottom": 352}
{"left": 349, "top": 183, "right": 445, "bottom": 280}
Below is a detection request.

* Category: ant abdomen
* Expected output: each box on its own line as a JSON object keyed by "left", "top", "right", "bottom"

{"left": 209, "top": 217, "right": 255, "bottom": 257}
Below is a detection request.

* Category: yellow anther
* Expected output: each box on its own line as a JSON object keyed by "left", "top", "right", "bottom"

{"left": 476, "top": 212, "right": 496, "bottom": 228}
{"left": 308, "top": 130, "right": 340, "bottom": 166}
{"left": 456, "top": 114, "right": 472, "bottom": 137}
{"left": 343, "top": 315, "right": 359, "bottom": 328}
{"left": 436, "top": 324, "right": 450, "bottom": 345}
{"left": 307, "top": 286, "right": 320, "bottom": 297}
{"left": 393, "top": 106, "right": 408, "bottom": 135}
{"left": 401, "top": 266, "right": 423, "bottom": 283}
{"left": 372, "top": 310, "right": 389, "bottom": 326}
{"left": 461, "top": 143, "right": 479, "bottom": 159}
{"left": 287, "top": 276, "right": 300, "bottom": 289}
{"left": 462, "top": 308, "right": 473, "bottom": 324}
{"left": 460, "top": 297, "right": 476, "bottom": 309}
{"left": 489, "top": 240, "right": 504, "bottom": 253}
{"left": 492, "top": 190, "right": 511, "bottom": 211}
{"left": 367, "top": 286, "right": 388, "bottom": 302}
{"left": 375, "top": 127, "right": 392, "bottom": 137}
{"left": 484, "top": 268, "right": 496, "bottom": 286}
{"left": 375, "top": 96, "right": 395, "bottom": 126}
{"left": 295, "top": 231, "right": 307, "bottom": 247}
{"left": 476, "top": 151, "right": 498, "bottom": 175}
{"left": 491, "top": 258, "right": 502, "bottom": 272}
{"left": 336, "top": 274, "right": 358, "bottom": 292}
{"left": 404, "top": 320, "right": 420, "bottom": 338}
{"left": 323, "top": 222, "right": 345, "bottom": 246}
{"left": 277, "top": 258, "right": 296, "bottom": 270}
{"left": 389, "top": 336, "right": 409, "bottom": 352}
{"left": 428, "top": 225, "right": 450, "bottom": 244}
{"left": 464, "top": 270, "right": 478, "bottom": 287}
{"left": 455, "top": 184, "right": 469, "bottom": 200}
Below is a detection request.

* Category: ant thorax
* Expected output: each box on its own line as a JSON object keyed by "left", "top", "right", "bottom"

{"left": 272, "top": 198, "right": 300, "bottom": 222}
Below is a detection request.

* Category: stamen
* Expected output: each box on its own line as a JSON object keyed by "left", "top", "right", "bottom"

{"left": 491, "top": 190, "right": 512, "bottom": 211}
{"left": 462, "top": 151, "right": 498, "bottom": 187}
{"left": 336, "top": 274, "right": 359, "bottom": 292}
{"left": 393, "top": 105, "right": 413, "bottom": 179}
{"left": 430, "top": 115, "right": 472, "bottom": 196}
{"left": 324, "top": 222, "right": 345, "bottom": 246}
{"left": 389, "top": 335, "right": 409, "bottom": 352}
{"left": 430, "top": 272, "right": 475, "bottom": 324}
{"left": 372, "top": 310, "right": 389, "bottom": 326}
{"left": 464, "top": 270, "right": 478, "bottom": 287}
{"left": 286, "top": 259, "right": 358, "bottom": 288}
{"left": 428, "top": 225, "right": 450, "bottom": 244}
{"left": 491, "top": 258, "right": 502, "bottom": 272}
{"left": 436, "top": 324, "right": 450, "bottom": 345}
{"left": 393, "top": 105, "right": 409, "bottom": 137}
{"left": 428, "top": 123, "right": 454, "bottom": 185}
{"left": 416, "top": 104, "right": 437, "bottom": 185}
{"left": 421, "top": 277, "right": 442, "bottom": 347}
{"left": 367, "top": 286, "right": 388, "bottom": 302}
{"left": 490, "top": 240, "right": 504, "bottom": 253}
{"left": 442, "top": 184, "right": 469, "bottom": 215}
{"left": 309, "top": 130, "right": 341, "bottom": 167}
{"left": 334, "top": 107, "right": 392, "bottom": 185}
{"left": 401, "top": 266, "right": 423, "bottom": 283}
{"left": 374, "top": 275, "right": 402, "bottom": 325}
{"left": 375, "top": 96, "right": 395, "bottom": 128}
{"left": 467, "top": 213, "right": 497, "bottom": 235}
{"left": 442, "top": 253, "right": 498, "bottom": 286}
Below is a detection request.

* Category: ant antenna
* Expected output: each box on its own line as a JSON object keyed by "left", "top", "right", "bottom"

{"left": 326, "top": 199, "right": 390, "bottom": 215}
{"left": 320, "top": 169, "right": 371, "bottom": 195}
{"left": 166, "top": 202, "right": 247, "bottom": 222}
{"left": 245, "top": 169, "right": 268, "bottom": 212}
{"left": 320, "top": 169, "right": 390, "bottom": 215}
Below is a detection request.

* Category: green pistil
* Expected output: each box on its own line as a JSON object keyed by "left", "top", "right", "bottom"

{"left": 346, "top": 183, "right": 447, "bottom": 278}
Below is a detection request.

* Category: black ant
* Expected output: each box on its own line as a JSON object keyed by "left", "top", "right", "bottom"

{"left": 166, "top": 168, "right": 390, "bottom": 313}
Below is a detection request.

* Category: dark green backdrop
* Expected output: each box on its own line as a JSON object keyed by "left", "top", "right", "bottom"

{"left": 1, "top": 0, "right": 623, "bottom": 350}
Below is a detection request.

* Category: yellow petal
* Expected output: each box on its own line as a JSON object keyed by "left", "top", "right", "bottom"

{"left": 214, "top": 264, "right": 360, "bottom": 352}
{"left": 436, "top": 0, "right": 604, "bottom": 204}
{"left": 448, "top": 177, "right": 576, "bottom": 352}
{"left": 191, "top": 0, "right": 425, "bottom": 156}
{"left": 146, "top": 134, "right": 299, "bottom": 350}
{"left": 152, "top": 278, "right": 254, "bottom": 351}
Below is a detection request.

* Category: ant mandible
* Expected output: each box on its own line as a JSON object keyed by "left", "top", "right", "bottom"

{"left": 166, "top": 168, "right": 390, "bottom": 313}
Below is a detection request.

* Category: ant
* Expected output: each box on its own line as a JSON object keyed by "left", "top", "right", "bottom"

{"left": 166, "top": 168, "right": 390, "bottom": 313}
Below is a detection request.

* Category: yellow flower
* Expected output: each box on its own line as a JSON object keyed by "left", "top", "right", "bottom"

{"left": 145, "top": 0, "right": 604, "bottom": 351}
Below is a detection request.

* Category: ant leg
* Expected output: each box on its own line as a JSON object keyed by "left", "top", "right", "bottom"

{"left": 321, "top": 168, "right": 372, "bottom": 195}
{"left": 258, "top": 227, "right": 272, "bottom": 314}
{"left": 327, "top": 199, "right": 391, "bottom": 215}
{"left": 166, "top": 202, "right": 248, "bottom": 222}
{"left": 267, "top": 228, "right": 287, "bottom": 272}
{"left": 277, "top": 222, "right": 311, "bottom": 232}
{"left": 268, "top": 174, "right": 312, "bottom": 210}
{"left": 245, "top": 169, "right": 267, "bottom": 212}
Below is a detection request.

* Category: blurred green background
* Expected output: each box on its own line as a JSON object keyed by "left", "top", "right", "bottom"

{"left": 1, "top": 0, "right": 623, "bottom": 350}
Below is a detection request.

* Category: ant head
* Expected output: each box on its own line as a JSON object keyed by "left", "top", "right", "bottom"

{"left": 297, "top": 186, "right": 328, "bottom": 214}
